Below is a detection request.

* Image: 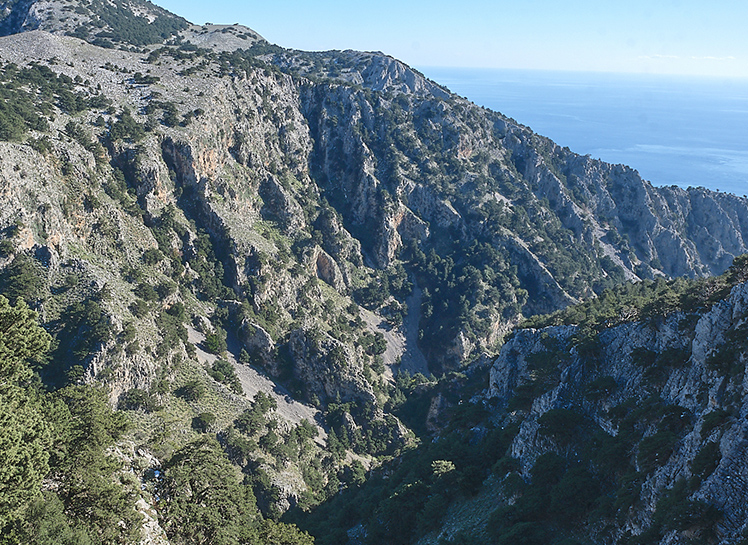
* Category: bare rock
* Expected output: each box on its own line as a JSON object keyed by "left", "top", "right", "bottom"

{"left": 289, "top": 328, "right": 376, "bottom": 406}
{"left": 239, "top": 320, "right": 279, "bottom": 375}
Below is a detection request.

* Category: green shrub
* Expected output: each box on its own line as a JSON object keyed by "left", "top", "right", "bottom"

{"left": 129, "top": 299, "right": 149, "bottom": 318}
{"left": 208, "top": 359, "right": 243, "bottom": 394}
{"left": 637, "top": 431, "right": 678, "bottom": 473}
{"left": 0, "top": 239, "right": 15, "bottom": 257}
{"left": 700, "top": 409, "right": 730, "bottom": 438}
{"left": 538, "top": 408, "right": 588, "bottom": 445}
{"left": 192, "top": 412, "right": 216, "bottom": 433}
{"left": 549, "top": 466, "right": 599, "bottom": 522}
{"left": 155, "top": 280, "right": 176, "bottom": 299}
{"left": 0, "top": 254, "right": 45, "bottom": 305}
{"left": 204, "top": 331, "right": 227, "bottom": 355}
{"left": 176, "top": 380, "right": 204, "bottom": 402}
{"left": 691, "top": 441, "right": 721, "bottom": 480}
{"left": 584, "top": 376, "right": 617, "bottom": 401}
{"left": 223, "top": 428, "right": 257, "bottom": 465}
{"left": 705, "top": 344, "right": 740, "bottom": 375}
{"left": 108, "top": 109, "right": 145, "bottom": 142}
{"left": 651, "top": 479, "right": 722, "bottom": 536}
{"left": 235, "top": 407, "right": 265, "bottom": 436}
{"left": 120, "top": 388, "right": 159, "bottom": 411}
{"left": 133, "top": 283, "right": 158, "bottom": 301}
{"left": 156, "top": 310, "right": 187, "bottom": 355}
{"left": 142, "top": 248, "right": 164, "bottom": 265}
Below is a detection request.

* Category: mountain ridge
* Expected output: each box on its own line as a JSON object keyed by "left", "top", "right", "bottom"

{"left": 0, "top": 1, "right": 747, "bottom": 543}
{"left": 0, "top": 0, "right": 746, "bottom": 420}
{"left": 0, "top": 0, "right": 746, "bottom": 414}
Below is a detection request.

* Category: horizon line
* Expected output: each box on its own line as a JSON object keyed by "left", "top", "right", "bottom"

{"left": 415, "top": 65, "right": 748, "bottom": 81}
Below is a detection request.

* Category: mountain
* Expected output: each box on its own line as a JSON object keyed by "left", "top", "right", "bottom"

{"left": 0, "top": 0, "right": 747, "bottom": 544}
{"left": 301, "top": 257, "right": 748, "bottom": 545}
{"left": 0, "top": 0, "right": 188, "bottom": 44}
{"left": 486, "top": 260, "right": 748, "bottom": 544}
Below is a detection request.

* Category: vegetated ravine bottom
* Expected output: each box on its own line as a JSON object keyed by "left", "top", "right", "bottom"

{"left": 1, "top": 1, "right": 748, "bottom": 544}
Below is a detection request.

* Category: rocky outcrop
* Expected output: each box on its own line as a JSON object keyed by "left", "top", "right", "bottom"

{"left": 289, "top": 328, "right": 376, "bottom": 406}
{"left": 309, "top": 246, "right": 345, "bottom": 292}
{"left": 488, "top": 281, "right": 748, "bottom": 543}
{"left": 239, "top": 320, "right": 278, "bottom": 375}
{"left": 358, "top": 54, "right": 450, "bottom": 98}
{"left": 258, "top": 176, "right": 305, "bottom": 234}
{"left": 1, "top": 0, "right": 748, "bottom": 399}
{"left": 376, "top": 203, "right": 430, "bottom": 266}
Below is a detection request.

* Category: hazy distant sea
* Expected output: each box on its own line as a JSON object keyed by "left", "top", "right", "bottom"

{"left": 418, "top": 67, "right": 748, "bottom": 197}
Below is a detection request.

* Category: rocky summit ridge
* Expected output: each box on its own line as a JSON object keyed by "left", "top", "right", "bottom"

{"left": 0, "top": 0, "right": 747, "bottom": 544}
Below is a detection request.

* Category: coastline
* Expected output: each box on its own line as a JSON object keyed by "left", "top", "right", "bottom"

{"left": 417, "top": 67, "right": 748, "bottom": 196}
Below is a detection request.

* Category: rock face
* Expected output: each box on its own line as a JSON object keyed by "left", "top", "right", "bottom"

{"left": 0, "top": 0, "right": 748, "bottom": 411}
{"left": 2, "top": 1, "right": 748, "bottom": 542}
{"left": 488, "top": 280, "right": 748, "bottom": 543}
{"left": 239, "top": 320, "right": 277, "bottom": 374}
{"left": 289, "top": 328, "right": 375, "bottom": 406}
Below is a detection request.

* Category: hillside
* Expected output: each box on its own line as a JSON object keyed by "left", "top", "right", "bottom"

{"left": 0, "top": 0, "right": 747, "bottom": 544}
{"left": 297, "top": 256, "right": 748, "bottom": 545}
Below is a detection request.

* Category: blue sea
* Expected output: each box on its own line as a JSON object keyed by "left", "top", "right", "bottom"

{"left": 418, "top": 67, "right": 748, "bottom": 197}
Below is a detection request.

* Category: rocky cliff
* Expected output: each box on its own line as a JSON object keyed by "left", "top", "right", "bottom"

{"left": 1, "top": 2, "right": 748, "bottom": 385}
{"left": 1, "top": 1, "right": 748, "bottom": 542}
{"left": 486, "top": 266, "right": 748, "bottom": 543}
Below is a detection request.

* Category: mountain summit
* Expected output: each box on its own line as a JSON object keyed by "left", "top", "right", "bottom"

{"left": 0, "top": 0, "right": 265, "bottom": 50}
{"left": 0, "top": 0, "right": 187, "bottom": 43}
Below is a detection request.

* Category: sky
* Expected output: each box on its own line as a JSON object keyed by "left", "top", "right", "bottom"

{"left": 154, "top": 0, "right": 748, "bottom": 78}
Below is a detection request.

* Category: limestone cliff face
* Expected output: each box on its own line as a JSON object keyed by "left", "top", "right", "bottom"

{"left": 289, "top": 328, "right": 375, "bottom": 406}
{"left": 3, "top": 1, "right": 748, "bottom": 540}
{"left": 488, "top": 281, "right": 748, "bottom": 543}
{"left": 290, "top": 56, "right": 748, "bottom": 367}
{"left": 1, "top": 4, "right": 748, "bottom": 390}
{"left": 300, "top": 66, "right": 748, "bottom": 285}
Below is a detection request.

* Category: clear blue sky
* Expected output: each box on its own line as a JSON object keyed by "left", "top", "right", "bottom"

{"left": 155, "top": 0, "right": 748, "bottom": 78}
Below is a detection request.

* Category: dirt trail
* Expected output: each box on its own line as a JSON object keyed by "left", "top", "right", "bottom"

{"left": 187, "top": 326, "right": 326, "bottom": 442}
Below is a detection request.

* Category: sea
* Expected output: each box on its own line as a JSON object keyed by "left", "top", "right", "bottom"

{"left": 417, "top": 67, "right": 748, "bottom": 197}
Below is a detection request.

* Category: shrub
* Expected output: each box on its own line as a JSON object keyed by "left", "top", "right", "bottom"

{"left": 156, "top": 310, "right": 187, "bottom": 354}
{"left": 142, "top": 248, "right": 164, "bottom": 265}
{"left": 235, "top": 407, "right": 265, "bottom": 436}
{"left": 0, "top": 254, "right": 45, "bottom": 304}
{"left": 700, "top": 409, "right": 730, "bottom": 438}
{"left": 637, "top": 431, "right": 678, "bottom": 473}
{"left": 155, "top": 280, "right": 176, "bottom": 299}
{"left": 208, "top": 359, "right": 243, "bottom": 394}
{"left": 691, "top": 441, "right": 721, "bottom": 480}
{"left": 130, "top": 299, "right": 149, "bottom": 318}
{"left": 192, "top": 412, "right": 216, "bottom": 433}
{"left": 652, "top": 479, "right": 722, "bottom": 536}
{"left": 549, "top": 466, "right": 599, "bottom": 522}
{"left": 0, "top": 239, "right": 14, "bottom": 257}
{"left": 176, "top": 380, "right": 204, "bottom": 402}
{"left": 204, "top": 332, "right": 227, "bottom": 355}
{"left": 538, "top": 408, "right": 588, "bottom": 445}
{"left": 133, "top": 283, "right": 158, "bottom": 301}
{"left": 108, "top": 109, "right": 145, "bottom": 142}
{"left": 584, "top": 376, "right": 617, "bottom": 401}
{"left": 120, "top": 388, "right": 159, "bottom": 411}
